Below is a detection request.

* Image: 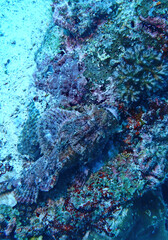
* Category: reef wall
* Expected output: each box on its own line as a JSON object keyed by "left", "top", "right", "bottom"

{"left": 0, "top": 0, "right": 168, "bottom": 239}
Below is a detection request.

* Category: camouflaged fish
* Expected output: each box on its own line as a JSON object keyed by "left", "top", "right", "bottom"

{"left": 14, "top": 106, "right": 117, "bottom": 203}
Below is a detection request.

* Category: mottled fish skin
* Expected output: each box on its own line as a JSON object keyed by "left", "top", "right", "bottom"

{"left": 38, "top": 107, "right": 80, "bottom": 155}
{"left": 14, "top": 107, "right": 117, "bottom": 203}
{"left": 34, "top": 53, "right": 87, "bottom": 108}
{"left": 14, "top": 154, "right": 60, "bottom": 204}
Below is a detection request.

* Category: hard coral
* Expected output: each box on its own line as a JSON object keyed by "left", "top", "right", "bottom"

{"left": 112, "top": 44, "right": 168, "bottom": 106}
{"left": 14, "top": 106, "right": 117, "bottom": 203}
{"left": 34, "top": 52, "right": 87, "bottom": 107}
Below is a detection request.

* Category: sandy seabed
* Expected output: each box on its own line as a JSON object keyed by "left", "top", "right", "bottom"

{"left": 0, "top": 0, "right": 52, "bottom": 204}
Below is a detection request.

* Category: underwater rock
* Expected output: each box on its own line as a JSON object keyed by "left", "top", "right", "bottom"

{"left": 124, "top": 190, "right": 168, "bottom": 240}
{"left": 0, "top": 205, "right": 19, "bottom": 239}
{"left": 14, "top": 106, "right": 117, "bottom": 203}
{"left": 34, "top": 52, "right": 87, "bottom": 107}
{"left": 34, "top": 25, "right": 62, "bottom": 66}
{"left": 0, "top": 192, "right": 17, "bottom": 208}
{"left": 53, "top": 0, "right": 117, "bottom": 39}
{"left": 139, "top": 15, "right": 168, "bottom": 55}
{"left": 17, "top": 102, "right": 41, "bottom": 161}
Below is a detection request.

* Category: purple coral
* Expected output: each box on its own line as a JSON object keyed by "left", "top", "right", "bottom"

{"left": 34, "top": 52, "right": 87, "bottom": 107}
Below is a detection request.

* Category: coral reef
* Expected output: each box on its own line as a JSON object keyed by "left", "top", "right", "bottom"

{"left": 7, "top": 99, "right": 168, "bottom": 238}
{"left": 111, "top": 45, "right": 168, "bottom": 106}
{"left": 1, "top": 0, "right": 168, "bottom": 239}
{"left": 11, "top": 133, "right": 168, "bottom": 239}
{"left": 0, "top": 205, "right": 20, "bottom": 239}
{"left": 52, "top": 0, "right": 118, "bottom": 39}
{"left": 139, "top": 15, "right": 168, "bottom": 55}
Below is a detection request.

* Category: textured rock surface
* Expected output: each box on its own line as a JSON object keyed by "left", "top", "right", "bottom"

{"left": 17, "top": 102, "right": 41, "bottom": 161}
{"left": 53, "top": 0, "right": 118, "bottom": 38}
